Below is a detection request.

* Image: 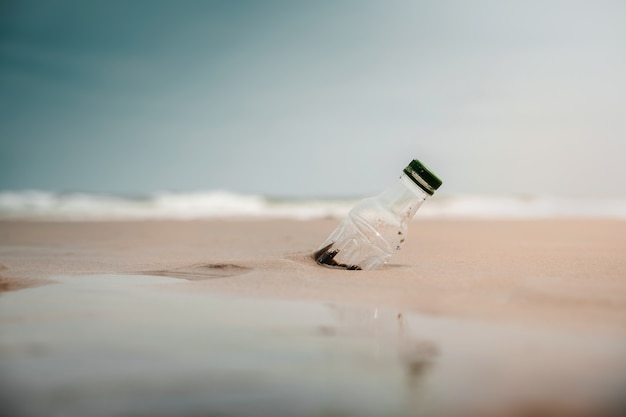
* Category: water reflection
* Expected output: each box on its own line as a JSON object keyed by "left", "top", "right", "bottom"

{"left": 323, "top": 303, "right": 439, "bottom": 383}
{"left": 0, "top": 275, "right": 624, "bottom": 417}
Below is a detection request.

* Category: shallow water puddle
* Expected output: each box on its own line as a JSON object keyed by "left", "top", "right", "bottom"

{"left": 1, "top": 275, "right": 625, "bottom": 417}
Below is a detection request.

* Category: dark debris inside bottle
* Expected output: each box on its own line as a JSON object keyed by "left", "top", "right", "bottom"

{"left": 313, "top": 243, "right": 362, "bottom": 270}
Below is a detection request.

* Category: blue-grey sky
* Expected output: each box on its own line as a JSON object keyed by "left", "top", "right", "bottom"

{"left": 1, "top": 0, "right": 625, "bottom": 197}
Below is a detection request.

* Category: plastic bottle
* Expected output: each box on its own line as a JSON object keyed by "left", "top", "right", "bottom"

{"left": 314, "top": 159, "right": 442, "bottom": 270}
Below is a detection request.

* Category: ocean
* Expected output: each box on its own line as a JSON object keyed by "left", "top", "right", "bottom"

{"left": 0, "top": 191, "right": 625, "bottom": 221}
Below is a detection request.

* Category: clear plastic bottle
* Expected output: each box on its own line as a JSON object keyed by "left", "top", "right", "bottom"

{"left": 314, "top": 159, "right": 442, "bottom": 270}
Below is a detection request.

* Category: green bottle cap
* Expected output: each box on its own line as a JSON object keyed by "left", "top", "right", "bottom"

{"left": 403, "top": 159, "right": 443, "bottom": 195}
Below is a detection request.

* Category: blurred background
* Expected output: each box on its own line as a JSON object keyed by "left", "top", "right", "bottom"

{"left": 1, "top": 0, "right": 625, "bottom": 218}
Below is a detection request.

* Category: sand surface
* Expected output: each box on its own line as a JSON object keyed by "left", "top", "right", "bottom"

{"left": 1, "top": 219, "right": 625, "bottom": 331}
{"left": 1, "top": 219, "right": 626, "bottom": 416}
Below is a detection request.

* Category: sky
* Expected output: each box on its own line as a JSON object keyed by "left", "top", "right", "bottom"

{"left": 1, "top": 0, "right": 625, "bottom": 198}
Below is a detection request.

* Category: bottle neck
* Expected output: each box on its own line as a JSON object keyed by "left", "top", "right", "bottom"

{"left": 378, "top": 173, "right": 430, "bottom": 219}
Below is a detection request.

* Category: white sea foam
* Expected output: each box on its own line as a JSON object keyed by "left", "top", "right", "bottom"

{"left": 420, "top": 195, "right": 626, "bottom": 219}
{"left": 0, "top": 191, "right": 353, "bottom": 220}
{"left": 0, "top": 191, "right": 625, "bottom": 221}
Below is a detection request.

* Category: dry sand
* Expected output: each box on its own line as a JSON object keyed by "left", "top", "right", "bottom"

{"left": 1, "top": 219, "right": 625, "bottom": 332}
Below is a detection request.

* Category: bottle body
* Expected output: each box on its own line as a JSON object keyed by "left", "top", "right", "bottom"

{"left": 315, "top": 173, "right": 431, "bottom": 270}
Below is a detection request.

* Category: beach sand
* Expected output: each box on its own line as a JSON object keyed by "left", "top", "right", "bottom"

{"left": 1, "top": 219, "right": 626, "bottom": 416}
{"left": 2, "top": 219, "right": 626, "bottom": 330}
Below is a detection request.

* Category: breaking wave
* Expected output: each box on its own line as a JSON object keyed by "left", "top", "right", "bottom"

{"left": 0, "top": 190, "right": 625, "bottom": 221}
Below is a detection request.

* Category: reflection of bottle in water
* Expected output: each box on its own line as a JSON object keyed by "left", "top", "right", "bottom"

{"left": 314, "top": 159, "right": 442, "bottom": 270}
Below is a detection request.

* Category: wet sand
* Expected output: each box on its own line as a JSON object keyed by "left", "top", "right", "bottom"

{"left": 1, "top": 219, "right": 626, "bottom": 416}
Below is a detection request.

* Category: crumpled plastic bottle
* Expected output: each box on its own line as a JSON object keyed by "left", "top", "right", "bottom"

{"left": 314, "top": 159, "right": 442, "bottom": 270}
